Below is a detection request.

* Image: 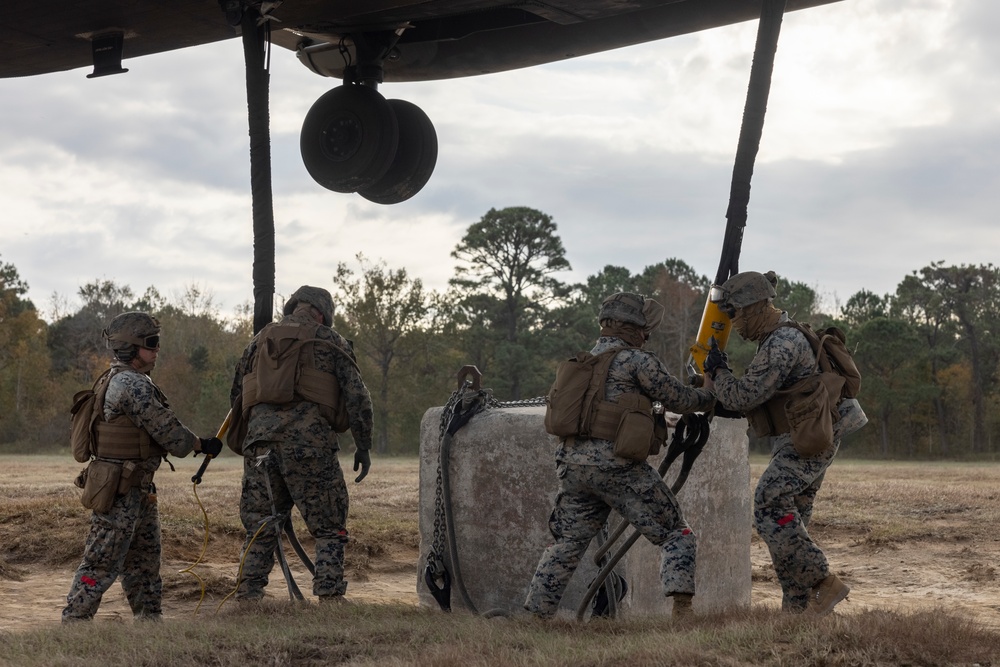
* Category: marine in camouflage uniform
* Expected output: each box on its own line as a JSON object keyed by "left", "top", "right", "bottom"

{"left": 523, "top": 293, "right": 716, "bottom": 619}
{"left": 63, "top": 312, "right": 220, "bottom": 622}
{"left": 231, "top": 286, "right": 374, "bottom": 602}
{"left": 705, "top": 271, "right": 866, "bottom": 615}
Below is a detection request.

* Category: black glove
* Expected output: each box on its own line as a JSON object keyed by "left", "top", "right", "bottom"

{"left": 198, "top": 437, "right": 224, "bottom": 458}
{"left": 702, "top": 336, "right": 732, "bottom": 380}
{"left": 353, "top": 448, "right": 371, "bottom": 483}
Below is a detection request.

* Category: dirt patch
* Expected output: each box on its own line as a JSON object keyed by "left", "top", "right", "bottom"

{"left": 751, "top": 537, "right": 1000, "bottom": 629}
{"left": 5, "top": 533, "right": 999, "bottom": 632}
{"left": 3, "top": 456, "right": 999, "bottom": 633}
{"left": 0, "top": 555, "right": 421, "bottom": 632}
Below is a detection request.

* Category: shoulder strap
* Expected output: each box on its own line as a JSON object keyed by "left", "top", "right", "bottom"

{"left": 815, "top": 333, "right": 834, "bottom": 373}
{"left": 580, "top": 348, "right": 627, "bottom": 438}
{"left": 90, "top": 367, "right": 118, "bottom": 429}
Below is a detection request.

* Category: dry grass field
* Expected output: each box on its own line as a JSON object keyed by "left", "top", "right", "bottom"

{"left": 1, "top": 453, "right": 999, "bottom": 665}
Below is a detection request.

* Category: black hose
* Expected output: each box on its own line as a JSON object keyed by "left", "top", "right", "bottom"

{"left": 239, "top": 6, "right": 275, "bottom": 335}
{"left": 715, "top": 0, "right": 787, "bottom": 285}
{"left": 575, "top": 415, "right": 711, "bottom": 621}
{"left": 591, "top": 420, "right": 694, "bottom": 565}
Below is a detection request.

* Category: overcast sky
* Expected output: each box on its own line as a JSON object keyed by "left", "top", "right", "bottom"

{"left": 1, "top": 0, "right": 997, "bottom": 322}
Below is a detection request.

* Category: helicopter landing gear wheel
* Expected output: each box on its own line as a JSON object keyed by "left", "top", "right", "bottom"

{"left": 300, "top": 84, "right": 399, "bottom": 193}
{"left": 358, "top": 99, "right": 438, "bottom": 205}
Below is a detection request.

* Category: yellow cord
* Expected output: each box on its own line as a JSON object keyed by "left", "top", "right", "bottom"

{"left": 216, "top": 519, "right": 270, "bottom": 612}
{"left": 179, "top": 411, "right": 232, "bottom": 615}
{"left": 177, "top": 481, "right": 211, "bottom": 614}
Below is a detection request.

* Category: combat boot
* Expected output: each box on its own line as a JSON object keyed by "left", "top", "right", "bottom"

{"left": 807, "top": 574, "right": 849, "bottom": 616}
{"left": 671, "top": 593, "right": 694, "bottom": 620}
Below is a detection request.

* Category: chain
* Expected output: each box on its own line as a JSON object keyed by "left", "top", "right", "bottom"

{"left": 427, "top": 384, "right": 546, "bottom": 576}
{"left": 491, "top": 396, "right": 547, "bottom": 408}
{"left": 428, "top": 389, "right": 464, "bottom": 577}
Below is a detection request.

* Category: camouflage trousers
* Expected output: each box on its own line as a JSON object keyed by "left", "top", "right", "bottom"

{"left": 754, "top": 435, "right": 840, "bottom": 612}
{"left": 238, "top": 441, "right": 350, "bottom": 599}
{"left": 63, "top": 487, "right": 162, "bottom": 621}
{"left": 524, "top": 462, "right": 696, "bottom": 617}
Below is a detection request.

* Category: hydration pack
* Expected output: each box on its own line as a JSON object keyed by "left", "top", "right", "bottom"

{"left": 70, "top": 367, "right": 158, "bottom": 462}
{"left": 781, "top": 322, "right": 861, "bottom": 399}
{"left": 544, "top": 349, "right": 619, "bottom": 438}
{"left": 70, "top": 369, "right": 113, "bottom": 463}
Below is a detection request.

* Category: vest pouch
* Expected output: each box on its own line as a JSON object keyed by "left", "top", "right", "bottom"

{"left": 80, "top": 460, "right": 122, "bottom": 514}
{"left": 116, "top": 461, "right": 150, "bottom": 494}
{"left": 784, "top": 373, "right": 844, "bottom": 458}
{"left": 613, "top": 409, "right": 655, "bottom": 461}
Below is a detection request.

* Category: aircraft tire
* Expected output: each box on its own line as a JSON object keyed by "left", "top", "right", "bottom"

{"left": 300, "top": 84, "right": 399, "bottom": 193}
{"left": 358, "top": 99, "right": 438, "bottom": 205}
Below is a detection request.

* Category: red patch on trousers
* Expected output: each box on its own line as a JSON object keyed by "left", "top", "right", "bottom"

{"left": 777, "top": 513, "right": 796, "bottom": 527}
{"left": 81, "top": 575, "right": 97, "bottom": 587}
{"left": 682, "top": 528, "right": 692, "bottom": 536}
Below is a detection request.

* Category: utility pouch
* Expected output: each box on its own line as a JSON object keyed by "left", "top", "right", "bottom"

{"left": 612, "top": 409, "right": 655, "bottom": 461}
{"left": 785, "top": 373, "right": 844, "bottom": 458}
{"left": 117, "top": 460, "right": 140, "bottom": 494}
{"left": 80, "top": 460, "right": 122, "bottom": 513}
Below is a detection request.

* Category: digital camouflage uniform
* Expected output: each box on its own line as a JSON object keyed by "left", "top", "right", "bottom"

{"left": 63, "top": 363, "right": 199, "bottom": 621}
{"left": 712, "top": 312, "right": 865, "bottom": 611}
{"left": 524, "top": 336, "right": 716, "bottom": 617}
{"left": 231, "top": 306, "right": 373, "bottom": 600}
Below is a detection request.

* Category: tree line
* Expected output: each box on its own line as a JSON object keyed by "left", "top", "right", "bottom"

{"left": 1, "top": 207, "right": 997, "bottom": 459}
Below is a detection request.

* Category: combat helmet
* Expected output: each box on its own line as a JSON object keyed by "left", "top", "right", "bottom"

{"left": 710, "top": 271, "right": 777, "bottom": 315}
{"left": 103, "top": 312, "right": 161, "bottom": 362}
{"left": 598, "top": 292, "right": 664, "bottom": 333}
{"left": 284, "top": 285, "right": 334, "bottom": 326}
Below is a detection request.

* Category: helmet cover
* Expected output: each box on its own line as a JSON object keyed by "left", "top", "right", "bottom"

{"left": 598, "top": 292, "right": 664, "bottom": 333}
{"left": 103, "top": 312, "right": 161, "bottom": 352}
{"left": 713, "top": 271, "right": 777, "bottom": 312}
{"left": 284, "top": 285, "right": 335, "bottom": 326}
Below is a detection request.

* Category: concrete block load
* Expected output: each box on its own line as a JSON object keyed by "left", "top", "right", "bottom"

{"left": 417, "top": 405, "right": 752, "bottom": 618}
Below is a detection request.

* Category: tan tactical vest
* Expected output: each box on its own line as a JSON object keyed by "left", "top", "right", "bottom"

{"left": 588, "top": 391, "right": 654, "bottom": 441}
{"left": 744, "top": 322, "right": 850, "bottom": 438}
{"left": 94, "top": 369, "right": 167, "bottom": 460}
{"left": 241, "top": 320, "right": 351, "bottom": 433}
{"left": 581, "top": 349, "right": 654, "bottom": 441}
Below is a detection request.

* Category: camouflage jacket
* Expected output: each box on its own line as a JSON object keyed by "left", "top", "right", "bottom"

{"left": 713, "top": 312, "right": 816, "bottom": 414}
{"left": 230, "top": 312, "right": 374, "bottom": 452}
{"left": 557, "top": 336, "right": 716, "bottom": 467}
{"left": 103, "top": 361, "right": 199, "bottom": 469}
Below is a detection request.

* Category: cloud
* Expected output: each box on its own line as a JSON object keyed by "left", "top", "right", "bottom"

{"left": 1, "top": 0, "right": 998, "bottom": 323}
